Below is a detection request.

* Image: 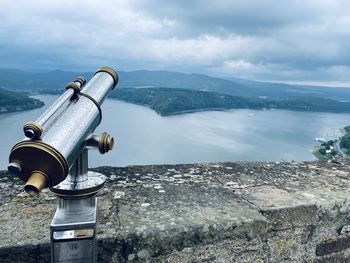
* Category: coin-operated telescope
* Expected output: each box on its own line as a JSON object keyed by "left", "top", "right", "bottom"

{"left": 8, "top": 66, "right": 118, "bottom": 263}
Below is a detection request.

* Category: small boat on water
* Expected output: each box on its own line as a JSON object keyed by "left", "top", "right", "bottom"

{"left": 314, "top": 137, "right": 326, "bottom": 143}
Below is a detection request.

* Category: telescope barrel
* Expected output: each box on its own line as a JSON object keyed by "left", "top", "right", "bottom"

{"left": 42, "top": 69, "right": 116, "bottom": 164}
{"left": 8, "top": 66, "right": 118, "bottom": 195}
{"left": 24, "top": 77, "right": 87, "bottom": 139}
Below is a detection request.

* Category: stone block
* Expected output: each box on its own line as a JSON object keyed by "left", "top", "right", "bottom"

{"left": 316, "top": 237, "right": 350, "bottom": 256}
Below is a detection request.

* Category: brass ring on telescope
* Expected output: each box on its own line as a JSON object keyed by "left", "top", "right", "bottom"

{"left": 75, "top": 76, "right": 86, "bottom": 86}
{"left": 94, "top": 66, "right": 119, "bottom": 88}
{"left": 9, "top": 140, "right": 69, "bottom": 187}
{"left": 65, "top": 82, "right": 81, "bottom": 99}
{"left": 23, "top": 121, "right": 43, "bottom": 139}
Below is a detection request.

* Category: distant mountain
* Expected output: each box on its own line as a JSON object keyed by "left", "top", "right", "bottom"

{"left": 230, "top": 77, "right": 350, "bottom": 101}
{"left": 0, "top": 68, "right": 251, "bottom": 96}
{"left": 0, "top": 87, "right": 44, "bottom": 113}
{"left": 0, "top": 68, "right": 89, "bottom": 91}
{"left": 118, "top": 70, "right": 254, "bottom": 97}
{"left": 117, "top": 71, "right": 350, "bottom": 100}
{"left": 2, "top": 68, "right": 350, "bottom": 101}
{"left": 2, "top": 68, "right": 350, "bottom": 115}
{"left": 112, "top": 87, "right": 350, "bottom": 116}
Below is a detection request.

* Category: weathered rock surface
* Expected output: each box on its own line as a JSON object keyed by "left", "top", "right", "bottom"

{"left": 1, "top": 160, "right": 350, "bottom": 262}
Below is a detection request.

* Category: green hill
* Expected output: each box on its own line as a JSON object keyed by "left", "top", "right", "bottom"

{"left": 0, "top": 87, "right": 44, "bottom": 113}
{"left": 112, "top": 87, "right": 350, "bottom": 116}
{"left": 117, "top": 70, "right": 253, "bottom": 96}
{"left": 2, "top": 68, "right": 350, "bottom": 115}
{"left": 0, "top": 69, "right": 83, "bottom": 91}
{"left": 0, "top": 69, "right": 251, "bottom": 96}
{"left": 2, "top": 68, "right": 350, "bottom": 101}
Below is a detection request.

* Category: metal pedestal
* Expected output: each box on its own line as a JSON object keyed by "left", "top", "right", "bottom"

{"left": 50, "top": 149, "right": 105, "bottom": 263}
{"left": 50, "top": 196, "right": 97, "bottom": 263}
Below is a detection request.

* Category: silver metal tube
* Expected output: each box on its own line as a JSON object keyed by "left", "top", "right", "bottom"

{"left": 43, "top": 72, "right": 114, "bottom": 165}
{"left": 25, "top": 79, "right": 85, "bottom": 139}
{"left": 67, "top": 149, "right": 88, "bottom": 183}
{"left": 58, "top": 196, "right": 95, "bottom": 213}
{"left": 23, "top": 90, "right": 74, "bottom": 140}
{"left": 36, "top": 89, "right": 74, "bottom": 129}
{"left": 23, "top": 77, "right": 87, "bottom": 141}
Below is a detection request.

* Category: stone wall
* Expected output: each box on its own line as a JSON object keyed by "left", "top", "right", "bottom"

{"left": 1, "top": 160, "right": 350, "bottom": 262}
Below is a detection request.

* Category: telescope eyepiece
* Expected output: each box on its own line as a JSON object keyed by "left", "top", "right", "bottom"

{"left": 24, "top": 171, "right": 48, "bottom": 196}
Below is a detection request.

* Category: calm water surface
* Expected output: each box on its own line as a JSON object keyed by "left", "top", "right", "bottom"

{"left": 1, "top": 95, "right": 349, "bottom": 169}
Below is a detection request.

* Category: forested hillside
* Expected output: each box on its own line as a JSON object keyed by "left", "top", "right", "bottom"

{"left": 0, "top": 87, "right": 44, "bottom": 113}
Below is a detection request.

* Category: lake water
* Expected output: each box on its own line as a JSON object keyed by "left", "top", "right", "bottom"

{"left": 1, "top": 95, "right": 349, "bottom": 169}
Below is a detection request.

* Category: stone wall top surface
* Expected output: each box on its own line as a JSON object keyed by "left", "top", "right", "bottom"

{"left": 1, "top": 160, "right": 350, "bottom": 261}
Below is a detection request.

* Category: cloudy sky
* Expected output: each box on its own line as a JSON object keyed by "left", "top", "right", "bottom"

{"left": 1, "top": 0, "right": 350, "bottom": 85}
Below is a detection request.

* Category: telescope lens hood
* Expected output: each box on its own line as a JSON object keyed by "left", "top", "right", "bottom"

{"left": 94, "top": 66, "right": 118, "bottom": 88}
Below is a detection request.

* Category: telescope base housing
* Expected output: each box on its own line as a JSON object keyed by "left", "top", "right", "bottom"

{"left": 51, "top": 195, "right": 97, "bottom": 263}
{"left": 50, "top": 149, "right": 106, "bottom": 262}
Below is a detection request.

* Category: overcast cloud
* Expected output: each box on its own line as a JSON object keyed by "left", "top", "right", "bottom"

{"left": 0, "top": 0, "right": 350, "bottom": 84}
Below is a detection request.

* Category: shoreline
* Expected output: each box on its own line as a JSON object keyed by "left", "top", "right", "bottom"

{"left": 110, "top": 97, "right": 350, "bottom": 116}
{"left": 0, "top": 104, "right": 44, "bottom": 114}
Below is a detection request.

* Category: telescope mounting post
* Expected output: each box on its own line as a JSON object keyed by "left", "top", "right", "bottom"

{"left": 50, "top": 148, "right": 106, "bottom": 263}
